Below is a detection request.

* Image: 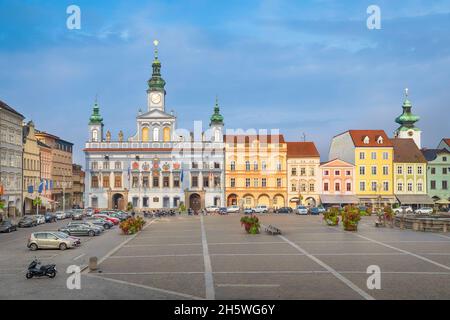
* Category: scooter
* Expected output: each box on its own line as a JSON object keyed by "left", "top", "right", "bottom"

{"left": 26, "top": 258, "right": 57, "bottom": 279}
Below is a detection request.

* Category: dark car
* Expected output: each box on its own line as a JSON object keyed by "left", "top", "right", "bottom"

{"left": 108, "top": 212, "right": 127, "bottom": 222}
{"left": 276, "top": 207, "right": 293, "bottom": 214}
{"left": 45, "top": 213, "right": 57, "bottom": 223}
{"left": 72, "top": 212, "right": 84, "bottom": 220}
{"left": 59, "top": 224, "right": 100, "bottom": 237}
{"left": 18, "top": 217, "right": 37, "bottom": 228}
{"left": 218, "top": 207, "right": 228, "bottom": 215}
{"left": 309, "top": 207, "right": 320, "bottom": 215}
{"left": 54, "top": 231, "right": 82, "bottom": 246}
{"left": 0, "top": 221, "right": 17, "bottom": 233}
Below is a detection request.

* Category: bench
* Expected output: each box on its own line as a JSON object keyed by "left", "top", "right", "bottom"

{"left": 265, "top": 225, "right": 282, "bottom": 235}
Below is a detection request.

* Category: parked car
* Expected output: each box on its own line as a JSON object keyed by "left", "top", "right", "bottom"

{"left": 393, "top": 206, "right": 413, "bottom": 214}
{"left": 54, "top": 231, "right": 81, "bottom": 246}
{"left": 59, "top": 224, "right": 101, "bottom": 237}
{"left": 244, "top": 207, "right": 255, "bottom": 214}
{"left": 67, "top": 221, "right": 104, "bottom": 233}
{"left": 218, "top": 207, "right": 228, "bottom": 215}
{"left": 0, "top": 221, "right": 17, "bottom": 233}
{"left": 226, "top": 205, "right": 240, "bottom": 213}
{"left": 64, "top": 211, "right": 74, "bottom": 219}
{"left": 85, "top": 208, "right": 94, "bottom": 217}
{"left": 55, "top": 212, "right": 66, "bottom": 220}
{"left": 86, "top": 217, "right": 113, "bottom": 229}
{"left": 309, "top": 207, "right": 320, "bottom": 215}
{"left": 94, "top": 214, "right": 120, "bottom": 225}
{"left": 296, "top": 206, "right": 308, "bottom": 215}
{"left": 254, "top": 205, "right": 269, "bottom": 214}
{"left": 44, "top": 213, "right": 57, "bottom": 223}
{"left": 317, "top": 206, "right": 326, "bottom": 214}
{"left": 18, "top": 216, "right": 37, "bottom": 228}
{"left": 415, "top": 207, "right": 434, "bottom": 215}
{"left": 276, "top": 207, "right": 293, "bottom": 214}
{"left": 72, "top": 211, "right": 84, "bottom": 220}
{"left": 108, "top": 212, "right": 127, "bottom": 222}
{"left": 28, "top": 231, "right": 78, "bottom": 251}
{"left": 33, "top": 215, "right": 46, "bottom": 225}
{"left": 206, "top": 206, "right": 219, "bottom": 213}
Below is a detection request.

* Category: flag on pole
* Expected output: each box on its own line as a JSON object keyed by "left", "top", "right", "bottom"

{"left": 180, "top": 169, "right": 184, "bottom": 182}
{"left": 38, "top": 180, "right": 44, "bottom": 194}
{"left": 27, "top": 186, "right": 34, "bottom": 194}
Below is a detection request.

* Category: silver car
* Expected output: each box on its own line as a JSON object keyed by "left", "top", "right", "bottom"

{"left": 28, "top": 231, "right": 77, "bottom": 251}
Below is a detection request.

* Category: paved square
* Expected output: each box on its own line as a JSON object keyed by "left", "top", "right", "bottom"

{"left": 88, "top": 214, "right": 450, "bottom": 300}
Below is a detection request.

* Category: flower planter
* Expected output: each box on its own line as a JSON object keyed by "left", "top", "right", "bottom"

{"left": 326, "top": 219, "right": 339, "bottom": 226}
{"left": 344, "top": 224, "right": 358, "bottom": 231}
{"left": 240, "top": 215, "right": 260, "bottom": 234}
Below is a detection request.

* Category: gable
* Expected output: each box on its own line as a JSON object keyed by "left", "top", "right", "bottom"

{"left": 137, "top": 109, "right": 175, "bottom": 120}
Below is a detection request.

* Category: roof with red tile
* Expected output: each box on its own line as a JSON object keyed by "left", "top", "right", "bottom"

{"left": 286, "top": 142, "right": 320, "bottom": 158}
{"left": 443, "top": 139, "right": 450, "bottom": 147}
{"left": 320, "top": 158, "right": 354, "bottom": 167}
{"left": 346, "top": 130, "right": 393, "bottom": 147}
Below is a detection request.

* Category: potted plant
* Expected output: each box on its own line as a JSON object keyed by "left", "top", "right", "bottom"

{"left": 240, "top": 215, "right": 260, "bottom": 234}
{"left": 341, "top": 205, "right": 361, "bottom": 231}
{"left": 120, "top": 216, "right": 146, "bottom": 235}
{"left": 323, "top": 207, "right": 340, "bottom": 226}
{"left": 383, "top": 206, "right": 394, "bottom": 228}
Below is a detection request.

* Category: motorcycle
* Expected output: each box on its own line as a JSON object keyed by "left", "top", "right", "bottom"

{"left": 26, "top": 258, "right": 57, "bottom": 279}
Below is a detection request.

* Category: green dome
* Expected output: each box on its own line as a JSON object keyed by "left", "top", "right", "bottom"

{"left": 395, "top": 98, "right": 420, "bottom": 128}
{"left": 210, "top": 98, "right": 224, "bottom": 125}
{"left": 147, "top": 43, "right": 166, "bottom": 92}
{"left": 89, "top": 101, "right": 103, "bottom": 125}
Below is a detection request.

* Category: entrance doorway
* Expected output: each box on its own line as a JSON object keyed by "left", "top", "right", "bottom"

{"left": 112, "top": 193, "right": 125, "bottom": 210}
{"left": 189, "top": 193, "right": 201, "bottom": 213}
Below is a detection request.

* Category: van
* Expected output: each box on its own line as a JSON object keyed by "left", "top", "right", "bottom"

{"left": 28, "top": 232, "right": 77, "bottom": 251}
{"left": 254, "top": 205, "right": 269, "bottom": 213}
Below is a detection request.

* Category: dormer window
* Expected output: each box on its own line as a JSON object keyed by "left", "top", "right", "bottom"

{"left": 377, "top": 136, "right": 384, "bottom": 144}
{"left": 363, "top": 136, "right": 370, "bottom": 144}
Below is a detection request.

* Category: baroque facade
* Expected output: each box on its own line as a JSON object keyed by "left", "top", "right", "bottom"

{"left": 84, "top": 44, "right": 225, "bottom": 211}
{"left": 0, "top": 100, "right": 24, "bottom": 219}
{"left": 22, "top": 121, "right": 41, "bottom": 214}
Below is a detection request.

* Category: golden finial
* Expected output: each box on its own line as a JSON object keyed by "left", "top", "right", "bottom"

{"left": 153, "top": 39, "right": 159, "bottom": 59}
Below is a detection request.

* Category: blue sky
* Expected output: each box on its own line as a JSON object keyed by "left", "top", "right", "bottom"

{"left": 1, "top": 0, "right": 449, "bottom": 165}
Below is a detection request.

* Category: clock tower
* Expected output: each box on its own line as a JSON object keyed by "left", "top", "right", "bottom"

{"left": 394, "top": 88, "right": 422, "bottom": 148}
{"left": 147, "top": 40, "right": 166, "bottom": 112}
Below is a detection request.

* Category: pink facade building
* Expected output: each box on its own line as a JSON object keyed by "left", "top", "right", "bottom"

{"left": 319, "top": 159, "right": 358, "bottom": 206}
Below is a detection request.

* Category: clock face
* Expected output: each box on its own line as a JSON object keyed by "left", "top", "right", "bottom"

{"left": 151, "top": 93, "right": 161, "bottom": 104}
{"left": 408, "top": 130, "right": 414, "bottom": 137}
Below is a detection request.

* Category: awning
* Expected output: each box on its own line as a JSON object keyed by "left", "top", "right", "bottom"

{"left": 24, "top": 194, "right": 37, "bottom": 201}
{"left": 395, "top": 194, "right": 435, "bottom": 205}
{"left": 436, "top": 199, "right": 450, "bottom": 205}
{"left": 320, "top": 195, "right": 359, "bottom": 204}
{"left": 357, "top": 196, "right": 397, "bottom": 203}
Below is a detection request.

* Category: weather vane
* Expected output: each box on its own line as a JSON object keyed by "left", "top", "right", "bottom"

{"left": 405, "top": 87, "right": 409, "bottom": 98}
{"left": 153, "top": 39, "right": 159, "bottom": 59}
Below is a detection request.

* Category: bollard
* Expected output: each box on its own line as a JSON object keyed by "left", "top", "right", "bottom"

{"left": 89, "top": 256, "right": 98, "bottom": 271}
{"left": 444, "top": 223, "right": 448, "bottom": 233}
{"left": 412, "top": 222, "right": 419, "bottom": 231}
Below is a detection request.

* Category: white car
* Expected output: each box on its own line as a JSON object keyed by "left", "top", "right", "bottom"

{"left": 227, "top": 205, "right": 240, "bottom": 213}
{"left": 244, "top": 207, "right": 255, "bottom": 214}
{"left": 296, "top": 206, "right": 308, "bottom": 215}
{"left": 254, "top": 205, "right": 269, "bottom": 214}
{"left": 393, "top": 206, "right": 413, "bottom": 214}
{"left": 206, "top": 206, "right": 219, "bottom": 213}
{"left": 55, "top": 212, "right": 66, "bottom": 220}
{"left": 415, "top": 207, "right": 433, "bottom": 215}
{"left": 33, "top": 215, "right": 45, "bottom": 225}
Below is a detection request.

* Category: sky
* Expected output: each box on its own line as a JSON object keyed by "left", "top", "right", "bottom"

{"left": 0, "top": 0, "right": 449, "bottom": 165}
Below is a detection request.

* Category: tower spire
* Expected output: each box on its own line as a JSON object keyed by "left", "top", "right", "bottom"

{"left": 147, "top": 39, "right": 166, "bottom": 92}
{"left": 394, "top": 88, "right": 422, "bottom": 148}
{"left": 210, "top": 96, "right": 224, "bottom": 126}
{"left": 89, "top": 98, "right": 103, "bottom": 125}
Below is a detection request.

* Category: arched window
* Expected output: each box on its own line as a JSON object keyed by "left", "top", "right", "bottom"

{"left": 142, "top": 127, "right": 149, "bottom": 142}
{"left": 153, "top": 127, "right": 159, "bottom": 141}
{"left": 92, "top": 129, "right": 98, "bottom": 142}
{"left": 214, "top": 129, "right": 220, "bottom": 142}
{"left": 163, "top": 127, "right": 171, "bottom": 142}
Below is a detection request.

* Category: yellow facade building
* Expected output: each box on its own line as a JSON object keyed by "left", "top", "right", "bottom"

{"left": 329, "top": 130, "right": 396, "bottom": 206}
{"left": 225, "top": 134, "right": 287, "bottom": 210}
{"left": 22, "top": 121, "right": 41, "bottom": 214}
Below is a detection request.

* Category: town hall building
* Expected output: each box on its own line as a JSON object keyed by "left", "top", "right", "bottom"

{"left": 84, "top": 42, "right": 225, "bottom": 211}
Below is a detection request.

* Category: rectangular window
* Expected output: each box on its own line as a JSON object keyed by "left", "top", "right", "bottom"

{"left": 214, "top": 162, "right": 220, "bottom": 169}
{"left": 383, "top": 152, "right": 389, "bottom": 160}
{"left": 309, "top": 183, "right": 314, "bottom": 192}
{"left": 407, "top": 182, "right": 413, "bottom": 192}
{"left": 431, "top": 180, "right": 436, "bottom": 190}
{"left": 346, "top": 170, "right": 351, "bottom": 176}
{"left": 397, "top": 182, "right": 403, "bottom": 192}
{"left": 230, "top": 161, "right": 235, "bottom": 171}
{"left": 153, "top": 176, "right": 159, "bottom": 188}
{"left": 323, "top": 170, "right": 329, "bottom": 176}
{"left": 431, "top": 168, "right": 436, "bottom": 175}
{"left": 262, "top": 161, "right": 267, "bottom": 171}
{"left": 230, "top": 178, "right": 235, "bottom": 188}
{"left": 246, "top": 178, "right": 250, "bottom": 188}
{"left": 371, "top": 182, "right": 377, "bottom": 192}
{"left": 335, "top": 170, "right": 340, "bottom": 176}
{"left": 371, "top": 152, "right": 377, "bottom": 160}
{"left": 383, "top": 181, "right": 389, "bottom": 192}
{"left": 103, "top": 176, "right": 110, "bottom": 188}
{"left": 407, "top": 166, "right": 413, "bottom": 175}
{"left": 324, "top": 182, "right": 329, "bottom": 192}
{"left": 132, "top": 176, "right": 139, "bottom": 188}
{"left": 371, "top": 166, "right": 377, "bottom": 175}
{"left": 191, "top": 176, "right": 198, "bottom": 188}
{"left": 173, "top": 176, "right": 180, "bottom": 188}
{"left": 277, "top": 178, "right": 282, "bottom": 188}
{"left": 360, "top": 166, "right": 365, "bottom": 175}
{"left": 253, "top": 162, "right": 258, "bottom": 171}
{"left": 335, "top": 183, "right": 340, "bottom": 192}
{"left": 262, "top": 178, "right": 267, "bottom": 187}
{"left": 417, "top": 182, "right": 423, "bottom": 192}
{"left": 91, "top": 176, "right": 99, "bottom": 188}
{"left": 245, "top": 161, "right": 250, "bottom": 171}
{"left": 203, "top": 176, "right": 209, "bottom": 188}
{"left": 163, "top": 176, "right": 170, "bottom": 188}
{"left": 142, "top": 176, "right": 149, "bottom": 188}
{"left": 360, "top": 152, "right": 365, "bottom": 160}
{"left": 397, "top": 166, "right": 403, "bottom": 175}
{"left": 253, "top": 178, "right": 258, "bottom": 187}
{"left": 417, "top": 166, "right": 423, "bottom": 175}
{"left": 444, "top": 168, "right": 448, "bottom": 175}
{"left": 443, "top": 181, "right": 448, "bottom": 190}
{"left": 192, "top": 162, "right": 198, "bottom": 169}
{"left": 277, "top": 163, "right": 282, "bottom": 172}
{"left": 383, "top": 166, "right": 389, "bottom": 175}
{"left": 346, "top": 183, "right": 352, "bottom": 192}
{"left": 292, "top": 168, "right": 297, "bottom": 176}
{"left": 291, "top": 184, "right": 297, "bottom": 192}
{"left": 114, "top": 175, "right": 122, "bottom": 188}
{"left": 309, "top": 168, "right": 315, "bottom": 176}
{"left": 103, "top": 162, "right": 109, "bottom": 170}
{"left": 360, "top": 181, "right": 366, "bottom": 192}
{"left": 143, "top": 197, "right": 149, "bottom": 207}
{"left": 300, "top": 168, "right": 306, "bottom": 176}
